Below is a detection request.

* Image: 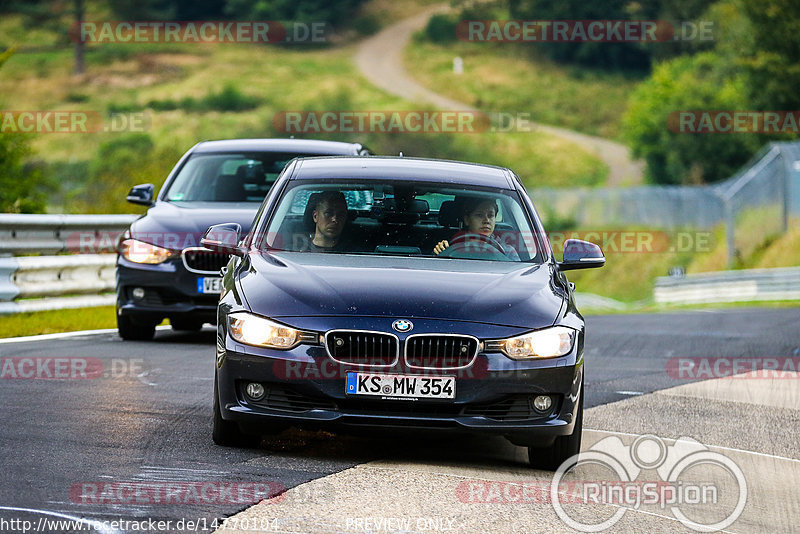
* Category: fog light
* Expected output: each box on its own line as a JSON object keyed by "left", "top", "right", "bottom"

{"left": 532, "top": 395, "right": 552, "bottom": 412}
{"left": 132, "top": 287, "right": 145, "bottom": 300}
{"left": 245, "top": 382, "right": 265, "bottom": 401}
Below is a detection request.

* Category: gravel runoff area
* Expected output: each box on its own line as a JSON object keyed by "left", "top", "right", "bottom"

{"left": 214, "top": 372, "right": 799, "bottom": 533}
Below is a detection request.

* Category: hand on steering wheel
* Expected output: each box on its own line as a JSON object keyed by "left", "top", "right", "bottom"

{"left": 434, "top": 232, "right": 506, "bottom": 257}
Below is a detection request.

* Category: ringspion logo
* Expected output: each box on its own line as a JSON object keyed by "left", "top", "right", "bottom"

{"left": 551, "top": 434, "right": 747, "bottom": 532}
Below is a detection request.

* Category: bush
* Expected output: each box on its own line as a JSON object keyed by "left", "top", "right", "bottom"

{"left": 65, "top": 92, "right": 89, "bottom": 103}
{"left": 69, "top": 133, "right": 182, "bottom": 214}
{"left": 143, "top": 85, "right": 260, "bottom": 113}
{"left": 623, "top": 52, "right": 761, "bottom": 184}
{"left": 423, "top": 14, "right": 459, "bottom": 44}
{"left": 0, "top": 132, "right": 51, "bottom": 213}
{"left": 108, "top": 102, "right": 143, "bottom": 113}
{"left": 199, "top": 84, "right": 260, "bottom": 111}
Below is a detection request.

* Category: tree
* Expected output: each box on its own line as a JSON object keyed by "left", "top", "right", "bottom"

{"left": 508, "top": 0, "right": 651, "bottom": 70}
{"left": 737, "top": 0, "right": 800, "bottom": 110}
{"left": 0, "top": 48, "right": 51, "bottom": 213}
{"left": 1, "top": 0, "right": 86, "bottom": 74}
{"left": 224, "top": 0, "right": 366, "bottom": 28}
{"left": 623, "top": 52, "right": 760, "bottom": 184}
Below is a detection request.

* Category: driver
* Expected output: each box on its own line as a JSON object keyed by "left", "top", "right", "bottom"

{"left": 310, "top": 191, "right": 349, "bottom": 251}
{"left": 433, "top": 197, "right": 519, "bottom": 260}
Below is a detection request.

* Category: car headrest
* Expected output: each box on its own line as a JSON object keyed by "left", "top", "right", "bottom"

{"left": 235, "top": 163, "right": 265, "bottom": 183}
{"left": 215, "top": 172, "right": 248, "bottom": 202}
{"left": 303, "top": 192, "right": 323, "bottom": 232}
{"left": 438, "top": 200, "right": 460, "bottom": 228}
{"left": 408, "top": 199, "right": 429, "bottom": 214}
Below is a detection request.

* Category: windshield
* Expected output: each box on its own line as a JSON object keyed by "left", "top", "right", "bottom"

{"left": 257, "top": 180, "right": 542, "bottom": 262}
{"left": 163, "top": 152, "right": 310, "bottom": 203}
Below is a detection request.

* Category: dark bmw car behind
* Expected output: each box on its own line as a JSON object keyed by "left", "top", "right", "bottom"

{"left": 202, "top": 156, "right": 605, "bottom": 470}
{"left": 115, "top": 139, "right": 371, "bottom": 340}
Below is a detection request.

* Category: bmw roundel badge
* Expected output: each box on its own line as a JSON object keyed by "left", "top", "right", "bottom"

{"left": 392, "top": 319, "right": 413, "bottom": 333}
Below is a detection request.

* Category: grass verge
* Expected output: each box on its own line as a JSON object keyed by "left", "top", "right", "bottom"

{"left": 404, "top": 39, "right": 643, "bottom": 140}
{"left": 0, "top": 306, "right": 118, "bottom": 338}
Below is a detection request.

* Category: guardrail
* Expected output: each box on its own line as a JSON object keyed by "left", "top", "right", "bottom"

{"left": 0, "top": 214, "right": 137, "bottom": 255}
{"left": 654, "top": 267, "right": 800, "bottom": 305}
{"left": 0, "top": 214, "right": 136, "bottom": 315}
{"left": 0, "top": 254, "right": 117, "bottom": 314}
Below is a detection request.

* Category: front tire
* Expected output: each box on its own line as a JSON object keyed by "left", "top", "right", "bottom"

{"left": 117, "top": 314, "right": 157, "bottom": 341}
{"left": 528, "top": 383, "right": 583, "bottom": 471}
{"left": 212, "top": 376, "right": 261, "bottom": 448}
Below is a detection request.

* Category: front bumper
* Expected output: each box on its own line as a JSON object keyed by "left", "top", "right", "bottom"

{"left": 216, "top": 321, "right": 583, "bottom": 445}
{"left": 116, "top": 258, "right": 220, "bottom": 322}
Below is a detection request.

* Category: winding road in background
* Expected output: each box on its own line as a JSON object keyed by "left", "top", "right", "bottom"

{"left": 354, "top": 6, "right": 645, "bottom": 186}
{"left": 0, "top": 309, "right": 798, "bottom": 532}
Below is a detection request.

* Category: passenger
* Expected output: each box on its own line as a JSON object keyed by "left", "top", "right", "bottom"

{"left": 309, "top": 191, "right": 349, "bottom": 252}
{"left": 433, "top": 197, "right": 519, "bottom": 260}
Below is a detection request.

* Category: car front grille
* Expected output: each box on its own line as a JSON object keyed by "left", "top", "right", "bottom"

{"left": 405, "top": 335, "right": 478, "bottom": 369}
{"left": 182, "top": 247, "right": 230, "bottom": 274}
{"left": 325, "top": 331, "right": 398, "bottom": 366}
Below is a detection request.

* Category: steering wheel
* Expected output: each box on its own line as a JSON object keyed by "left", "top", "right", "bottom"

{"left": 438, "top": 232, "right": 508, "bottom": 259}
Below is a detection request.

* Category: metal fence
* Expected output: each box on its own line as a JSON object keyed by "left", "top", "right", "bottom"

{"left": 654, "top": 267, "right": 800, "bottom": 305}
{"left": 531, "top": 140, "right": 800, "bottom": 266}
{"left": 0, "top": 214, "right": 136, "bottom": 255}
{"left": 0, "top": 215, "right": 135, "bottom": 314}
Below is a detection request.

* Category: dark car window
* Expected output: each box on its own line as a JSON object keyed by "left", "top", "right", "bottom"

{"left": 163, "top": 152, "right": 315, "bottom": 203}
{"left": 259, "top": 181, "right": 541, "bottom": 262}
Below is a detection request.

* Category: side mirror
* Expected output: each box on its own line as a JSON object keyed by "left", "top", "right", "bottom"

{"left": 201, "top": 223, "right": 245, "bottom": 256}
{"left": 126, "top": 184, "right": 155, "bottom": 206}
{"left": 557, "top": 239, "right": 605, "bottom": 271}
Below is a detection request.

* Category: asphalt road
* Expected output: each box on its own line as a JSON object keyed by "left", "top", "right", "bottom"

{"left": 0, "top": 307, "right": 798, "bottom": 533}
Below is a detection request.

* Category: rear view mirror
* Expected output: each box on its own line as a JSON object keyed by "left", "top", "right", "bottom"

{"left": 558, "top": 239, "right": 605, "bottom": 271}
{"left": 201, "top": 223, "right": 245, "bottom": 256}
{"left": 126, "top": 183, "right": 155, "bottom": 206}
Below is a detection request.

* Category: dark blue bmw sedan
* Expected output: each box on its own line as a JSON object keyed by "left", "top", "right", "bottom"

{"left": 202, "top": 156, "right": 605, "bottom": 470}
{"left": 115, "top": 138, "right": 370, "bottom": 340}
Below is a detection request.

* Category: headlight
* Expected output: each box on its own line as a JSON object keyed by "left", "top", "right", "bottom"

{"left": 119, "top": 239, "right": 177, "bottom": 264}
{"left": 497, "top": 326, "right": 576, "bottom": 360}
{"left": 228, "top": 312, "right": 300, "bottom": 349}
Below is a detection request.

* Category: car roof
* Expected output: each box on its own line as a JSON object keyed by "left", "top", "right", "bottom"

{"left": 290, "top": 156, "right": 516, "bottom": 188}
{"left": 191, "top": 138, "right": 365, "bottom": 154}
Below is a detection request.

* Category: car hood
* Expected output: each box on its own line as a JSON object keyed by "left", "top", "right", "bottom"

{"left": 238, "top": 252, "right": 564, "bottom": 329}
{"left": 131, "top": 202, "right": 259, "bottom": 249}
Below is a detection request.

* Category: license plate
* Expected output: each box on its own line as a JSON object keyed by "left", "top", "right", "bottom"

{"left": 346, "top": 373, "right": 455, "bottom": 399}
{"left": 197, "top": 277, "right": 223, "bottom": 294}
